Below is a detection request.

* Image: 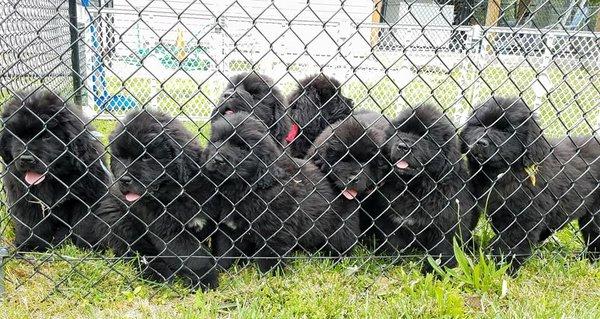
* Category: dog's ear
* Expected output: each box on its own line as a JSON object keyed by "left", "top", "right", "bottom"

{"left": 157, "top": 129, "right": 194, "bottom": 184}
{"left": 65, "top": 116, "right": 102, "bottom": 169}
{"left": 38, "top": 113, "right": 60, "bottom": 129}
{"left": 177, "top": 154, "right": 192, "bottom": 183}
{"left": 0, "top": 115, "right": 12, "bottom": 162}
{"left": 426, "top": 149, "right": 455, "bottom": 181}
{"left": 71, "top": 132, "right": 103, "bottom": 169}
{"left": 459, "top": 130, "right": 470, "bottom": 155}
{"left": 0, "top": 133, "right": 13, "bottom": 163}
{"left": 521, "top": 116, "right": 549, "bottom": 168}
{"left": 373, "top": 153, "right": 390, "bottom": 182}
{"left": 272, "top": 102, "right": 291, "bottom": 143}
{"left": 177, "top": 145, "right": 202, "bottom": 184}
{"left": 291, "top": 91, "right": 318, "bottom": 128}
{"left": 252, "top": 136, "right": 285, "bottom": 188}
{"left": 311, "top": 152, "right": 326, "bottom": 171}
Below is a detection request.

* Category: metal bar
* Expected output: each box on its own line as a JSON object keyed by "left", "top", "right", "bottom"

{"left": 0, "top": 247, "right": 8, "bottom": 298}
{"left": 68, "top": 0, "right": 83, "bottom": 106}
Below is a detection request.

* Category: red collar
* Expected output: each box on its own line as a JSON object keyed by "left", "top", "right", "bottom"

{"left": 285, "top": 123, "right": 300, "bottom": 143}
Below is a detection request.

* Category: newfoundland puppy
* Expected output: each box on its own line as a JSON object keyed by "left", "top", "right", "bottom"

{"left": 202, "top": 112, "right": 361, "bottom": 272}
{"left": 0, "top": 90, "right": 110, "bottom": 251}
{"left": 287, "top": 74, "right": 354, "bottom": 158}
{"left": 306, "top": 110, "right": 392, "bottom": 237}
{"left": 98, "top": 110, "right": 218, "bottom": 289}
{"left": 461, "top": 97, "right": 600, "bottom": 273}
{"left": 212, "top": 72, "right": 292, "bottom": 144}
{"left": 377, "top": 105, "right": 476, "bottom": 271}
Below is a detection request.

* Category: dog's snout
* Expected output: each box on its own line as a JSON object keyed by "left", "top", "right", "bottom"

{"left": 20, "top": 154, "right": 35, "bottom": 164}
{"left": 347, "top": 174, "right": 359, "bottom": 183}
{"left": 396, "top": 141, "right": 410, "bottom": 151}
{"left": 120, "top": 175, "right": 133, "bottom": 185}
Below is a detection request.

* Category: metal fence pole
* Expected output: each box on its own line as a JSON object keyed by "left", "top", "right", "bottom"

{"left": 68, "top": 0, "right": 83, "bottom": 106}
{"left": 0, "top": 247, "right": 8, "bottom": 298}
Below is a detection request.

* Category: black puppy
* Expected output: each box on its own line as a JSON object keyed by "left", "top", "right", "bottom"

{"left": 0, "top": 90, "right": 110, "bottom": 251}
{"left": 287, "top": 74, "right": 354, "bottom": 158}
{"left": 377, "top": 105, "right": 476, "bottom": 271}
{"left": 461, "top": 97, "right": 600, "bottom": 273}
{"left": 98, "top": 110, "right": 218, "bottom": 289}
{"left": 212, "top": 72, "right": 293, "bottom": 144}
{"left": 202, "top": 112, "right": 361, "bottom": 272}
{"left": 306, "top": 110, "right": 392, "bottom": 238}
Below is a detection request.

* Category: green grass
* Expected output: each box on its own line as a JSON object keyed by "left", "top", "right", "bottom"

{"left": 2, "top": 117, "right": 600, "bottom": 318}
{"left": 2, "top": 243, "right": 599, "bottom": 318}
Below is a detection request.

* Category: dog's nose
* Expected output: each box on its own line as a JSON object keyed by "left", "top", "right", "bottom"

{"left": 347, "top": 174, "right": 359, "bottom": 183}
{"left": 120, "top": 175, "right": 133, "bottom": 185}
{"left": 20, "top": 154, "right": 35, "bottom": 164}
{"left": 396, "top": 142, "right": 410, "bottom": 151}
{"left": 476, "top": 138, "right": 490, "bottom": 148}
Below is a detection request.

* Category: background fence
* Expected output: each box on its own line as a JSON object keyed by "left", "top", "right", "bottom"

{"left": 2, "top": 0, "right": 600, "bottom": 304}
{"left": 3, "top": 0, "right": 600, "bottom": 135}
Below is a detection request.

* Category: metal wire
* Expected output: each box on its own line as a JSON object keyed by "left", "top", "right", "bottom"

{"left": 1, "top": 0, "right": 600, "bottom": 298}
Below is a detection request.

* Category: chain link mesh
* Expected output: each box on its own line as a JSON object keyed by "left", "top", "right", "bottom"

{"left": 1, "top": 0, "right": 600, "bottom": 304}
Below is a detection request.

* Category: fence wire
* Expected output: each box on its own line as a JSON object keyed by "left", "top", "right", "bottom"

{"left": 1, "top": 0, "right": 600, "bottom": 300}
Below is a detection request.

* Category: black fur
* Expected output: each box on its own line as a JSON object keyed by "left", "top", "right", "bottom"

{"left": 377, "top": 105, "right": 476, "bottom": 272}
{"left": 288, "top": 74, "right": 354, "bottom": 158}
{"left": 306, "top": 110, "right": 393, "bottom": 242}
{"left": 212, "top": 72, "right": 292, "bottom": 144}
{"left": 461, "top": 97, "right": 600, "bottom": 273}
{"left": 97, "top": 110, "right": 218, "bottom": 289}
{"left": 0, "top": 90, "right": 110, "bottom": 251}
{"left": 202, "top": 113, "right": 361, "bottom": 272}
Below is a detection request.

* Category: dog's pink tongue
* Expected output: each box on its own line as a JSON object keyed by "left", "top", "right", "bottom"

{"left": 396, "top": 160, "right": 409, "bottom": 169}
{"left": 224, "top": 110, "right": 235, "bottom": 115}
{"left": 342, "top": 188, "right": 358, "bottom": 200}
{"left": 125, "top": 192, "right": 141, "bottom": 202}
{"left": 24, "top": 171, "right": 45, "bottom": 185}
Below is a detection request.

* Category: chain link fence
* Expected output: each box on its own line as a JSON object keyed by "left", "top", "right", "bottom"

{"left": 1, "top": 0, "right": 600, "bottom": 303}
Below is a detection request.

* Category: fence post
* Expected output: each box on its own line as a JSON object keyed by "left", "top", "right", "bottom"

{"left": 68, "top": 0, "right": 83, "bottom": 106}
{"left": 455, "top": 26, "right": 475, "bottom": 125}
{"left": 532, "top": 34, "right": 555, "bottom": 110}
{"left": 0, "top": 246, "right": 8, "bottom": 298}
{"left": 468, "top": 25, "right": 484, "bottom": 108}
{"left": 485, "top": 0, "right": 502, "bottom": 27}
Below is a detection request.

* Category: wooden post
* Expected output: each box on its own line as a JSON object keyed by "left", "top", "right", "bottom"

{"left": 370, "top": 0, "right": 384, "bottom": 46}
{"left": 485, "top": 0, "right": 502, "bottom": 27}
{"left": 595, "top": 8, "right": 600, "bottom": 32}
{"left": 372, "top": 0, "right": 384, "bottom": 24}
{"left": 515, "top": 0, "right": 530, "bottom": 24}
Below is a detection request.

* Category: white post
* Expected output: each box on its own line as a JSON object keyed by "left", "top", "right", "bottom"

{"left": 532, "top": 35, "right": 554, "bottom": 111}
{"left": 469, "top": 25, "right": 484, "bottom": 107}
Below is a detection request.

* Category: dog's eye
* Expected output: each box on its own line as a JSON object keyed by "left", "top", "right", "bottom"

{"left": 41, "top": 133, "right": 55, "bottom": 141}
{"left": 141, "top": 154, "right": 154, "bottom": 162}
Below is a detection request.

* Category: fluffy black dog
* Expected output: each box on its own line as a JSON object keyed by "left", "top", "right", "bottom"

{"left": 461, "top": 97, "right": 600, "bottom": 273}
{"left": 287, "top": 74, "right": 354, "bottom": 158}
{"left": 306, "top": 110, "right": 392, "bottom": 237}
{"left": 202, "top": 112, "right": 361, "bottom": 272}
{"left": 97, "top": 110, "right": 218, "bottom": 289}
{"left": 377, "top": 105, "right": 476, "bottom": 271}
{"left": 0, "top": 90, "right": 110, "bottom": 251}
{"left": 212, "top": 72, "right": 292, "bottom": 144}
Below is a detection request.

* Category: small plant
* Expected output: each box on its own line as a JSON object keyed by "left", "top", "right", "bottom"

{"left": 428, "top": 239, "right": 509, "bottom": 295}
